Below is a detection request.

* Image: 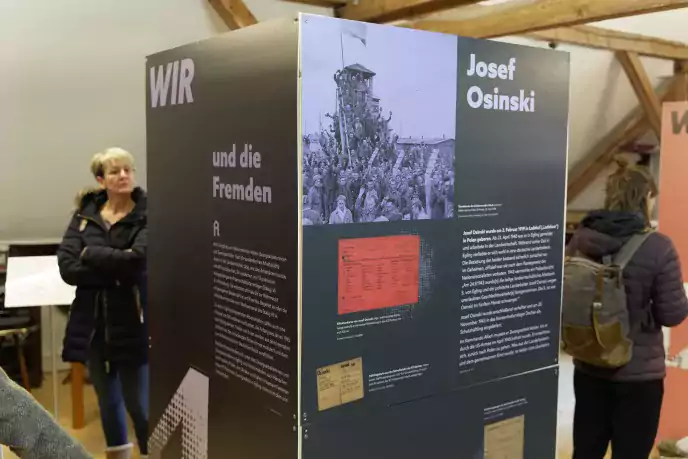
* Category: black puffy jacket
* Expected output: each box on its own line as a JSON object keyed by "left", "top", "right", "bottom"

{"left": 57, "top": 187, "right": 147, "bottom": 365}
{"left": 567, "top": 210, "right": 688, "bottom": 381}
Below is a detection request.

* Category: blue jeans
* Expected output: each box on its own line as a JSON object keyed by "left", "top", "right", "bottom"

{"left": 88, "top": 346, "right": 149, "bottom": 454}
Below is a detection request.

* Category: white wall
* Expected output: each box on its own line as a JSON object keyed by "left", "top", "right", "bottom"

{"left": 0, "top": 0, "right": 331, "bottom": 246}
{"left": 0, "top": 0, "right": 331, "bottom": 369}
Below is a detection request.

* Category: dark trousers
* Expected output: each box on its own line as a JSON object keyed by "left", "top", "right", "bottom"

{"left": 573, "top": 370, "right": 663, "bottom": 459}
{"left": 88, "top": 345, "right": 149, "bottom": 454}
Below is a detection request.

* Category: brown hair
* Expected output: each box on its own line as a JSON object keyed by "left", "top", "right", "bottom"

{"left": 604, "top": 156, "right": 658, "bottom": 226}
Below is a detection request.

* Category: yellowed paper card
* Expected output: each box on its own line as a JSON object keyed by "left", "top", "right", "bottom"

{"left": 339, "top": 357, "right": 364, "bottom": 404}
{"left": 316, "top": 364, "right": 342, "bottom": 411}
{"left": 316, "top": 357, "right": 364, "bottom": 411}
{"left": 484, "top": 415, "right": 524, "bottom": 459}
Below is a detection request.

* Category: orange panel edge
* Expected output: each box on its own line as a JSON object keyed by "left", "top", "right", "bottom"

{"left": 657, "top": 101, "right": 688, "bottom": 441}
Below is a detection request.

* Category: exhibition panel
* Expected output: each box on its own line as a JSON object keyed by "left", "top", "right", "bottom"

{"left": 450, "top": 35, "right": 569, "bottom": 389}
{"left": 146, "top": 19, "right": 300, "bottom": 458}
{"left": 300, "top": 14, "right": 569, "bottom": 425}
{"left": 657, "top": 101, "right": 688, "bottom": 439}
{"left": 302, "top": 366, "right": 559, "bottom": 459}
{"left": 146, "top": 13, "right": 569, "bottom": 459}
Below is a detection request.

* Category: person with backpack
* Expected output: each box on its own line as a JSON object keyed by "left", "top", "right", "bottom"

{"left": 563, "top": 158, "right": 688, "bottom": 459}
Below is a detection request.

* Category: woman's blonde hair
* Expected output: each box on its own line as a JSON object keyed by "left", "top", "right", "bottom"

{"left": 74, "top": 148, "right": 135, "bottom": 207}
{"left": 90, "top": 147, "right": 135, "bottom": 179}
{"left": 604, "top": 156, "right": 658, "bottom": 227}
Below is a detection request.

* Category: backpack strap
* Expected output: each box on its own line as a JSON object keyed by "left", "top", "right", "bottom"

{"left": 613, "top": 231, "right": 653, "bottom": 269}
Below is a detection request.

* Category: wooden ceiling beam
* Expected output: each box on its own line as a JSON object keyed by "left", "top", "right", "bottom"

{"left": 567, "top": 109, "right": 649, "bottom": 203}
{"left": 403, "top": 0, "right": 688, "bottom": 38}
{"left": 337, "top": 0, "right": 483, "bottom": 23}
{"left": 617, "top": 51, "right": 663, "bottom": 137}
{"left": 284, "top": 0, "right": 347, "bottom": 6}
{"left": 526, "top": 26, "right": 688, "bottom": 61}
{"left": 567, "top": 77, "right": 679, "bottom": 203}
{"left": 209, "top": 0, "right": 258, "bottom": 30}
{"left": 673, "top": 61, "right": 688, "bottom": 100}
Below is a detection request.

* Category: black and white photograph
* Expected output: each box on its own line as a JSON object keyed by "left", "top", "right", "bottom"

{"left": 301, "top": 16, "right": 457, "bottom": 225}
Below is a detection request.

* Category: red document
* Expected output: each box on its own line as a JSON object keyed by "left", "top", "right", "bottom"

{"left": 338, "top": 235, "right": 420, "bottom": 315}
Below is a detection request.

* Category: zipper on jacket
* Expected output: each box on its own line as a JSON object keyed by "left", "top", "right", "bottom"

{"left": 80, "top": 209, "right": 142, "bottom": 373}
{"left": 79, "top": 213, "right": 104, "bottom": 353}
{"left": 88, "top": 292, "right": 99, "bottom": 348}
{"left": 103, "top": 292, "right": 110, "bottom": 374}
{"left": 133, "top": 286, "right": 144, "bottom": 324}
{"left": 76, "top": 213, "right": 105, "bottom": 232}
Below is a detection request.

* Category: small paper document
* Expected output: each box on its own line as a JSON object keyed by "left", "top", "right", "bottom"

{"left": 4, "top": 256, "right": 76, "bottom": 307}
{"left": 316, "top": 357, "right": 364, "bottom": 411}
{"left": 484, "top": 415, "right": 525, "bottom": 459}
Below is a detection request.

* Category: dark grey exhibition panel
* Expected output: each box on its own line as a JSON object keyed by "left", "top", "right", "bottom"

{"left": 449, "top": 36, "right": 570, "bottom": 389}
{"left": 302, "top": 366, "right": 560, "bottom": 459}
{"left": 299, "top": 14, "right": 569, "bottom": 428}
{"left": 147, "top": 13, "right": 569, "bottom": 459}
{"left": 454, "top": 36, "right": 570, "bottom": 223}
{"left": 300, "top": 220, "right": 458, "bottom": 425}
{"left": 146, "top": 18, "right": 299, "bottom": 458}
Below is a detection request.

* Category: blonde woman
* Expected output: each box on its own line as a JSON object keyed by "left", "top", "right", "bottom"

{"left": 57, "top": 148, "right": 148, "bottom": 459}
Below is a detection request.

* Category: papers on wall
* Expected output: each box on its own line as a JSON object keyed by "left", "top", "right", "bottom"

{"left": 484, "top": 415, "right": 525, "bottom": 459}
{"left": 4, "top": 256, "right": 76, "bottom": 307}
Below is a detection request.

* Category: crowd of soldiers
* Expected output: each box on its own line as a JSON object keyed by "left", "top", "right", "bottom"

{"left": 302, "top": 66, "right": 454, "bottom": 225}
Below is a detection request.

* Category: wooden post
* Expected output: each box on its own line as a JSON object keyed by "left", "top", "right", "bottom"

{"left": 567, "top": 77, "right": 680, "bottom": 203}
{"left": 403, "top": 0, "right": 688, "bottom": 38}
{"left": 526, "top": 26, "right": 688, "bottom": 60}
{"left": 16, "top": 338, "right": 30, "bottom": 392}
{"left": 71, "top": 363, "right": 85, "bottom": 430}
{"left": 208, "top": 0, "right": 258, "bottom": 30}
{"left": 617, "top": 51, "right": 663, "bottom": 137}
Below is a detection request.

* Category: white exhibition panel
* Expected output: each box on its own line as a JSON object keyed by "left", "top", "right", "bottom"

{"left": 4, "top": 255, "right": 75, "bottom": 307}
